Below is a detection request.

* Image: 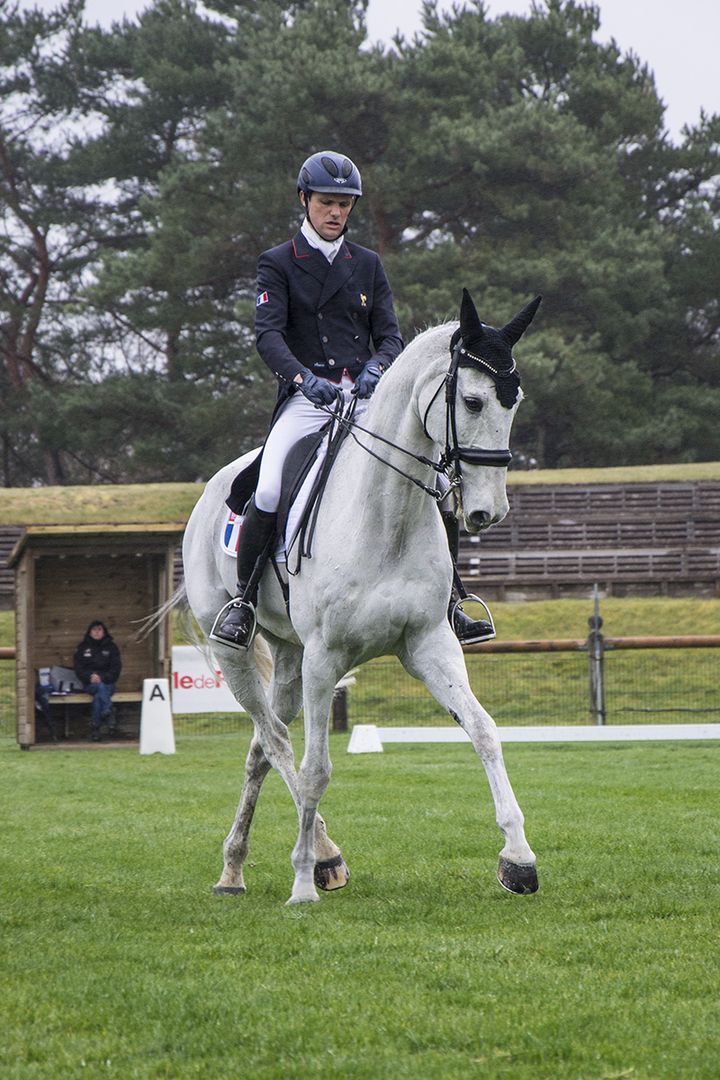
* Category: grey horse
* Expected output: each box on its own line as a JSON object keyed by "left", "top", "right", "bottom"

{"left": 182, "top": 289, "right": 540, "bottom": 904}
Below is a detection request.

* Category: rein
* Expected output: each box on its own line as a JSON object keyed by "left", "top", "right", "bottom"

{"left": 326, "top": 401, "right": 454, "bottom": 501}
{"left": 290, "top": 336, "right": 515, "bottom": 514}
{"left": 284, "top": 376, "right": 449, "bottom": 500}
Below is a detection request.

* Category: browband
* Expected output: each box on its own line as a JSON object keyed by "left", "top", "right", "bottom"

{"left": 449, "top": 334, "right": 521, "bottom": 409}
{"left": 456, "top": 344, "right": 517, "bottom": 378}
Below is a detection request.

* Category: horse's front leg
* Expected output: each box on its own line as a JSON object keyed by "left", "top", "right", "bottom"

{"left": 401, "top": 626, "right": 538, "bottom": 895}
{"left": 214, "top": 637, "right": 348, "bottom": 897}
{"left": 266, "top": 634, "right": 350, "bottom": 892}
{"left": 287, "top": 653, "right": 339, "bottom": 905}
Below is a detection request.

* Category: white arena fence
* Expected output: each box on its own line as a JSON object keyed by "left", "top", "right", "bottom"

{"left": 1, "top": 635, "right": 719, "bottom": 740}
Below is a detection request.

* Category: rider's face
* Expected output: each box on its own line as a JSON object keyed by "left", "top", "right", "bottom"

{"left": 301, "top": 191, "right": 355, "bottom": 240}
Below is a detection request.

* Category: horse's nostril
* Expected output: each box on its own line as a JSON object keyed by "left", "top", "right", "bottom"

{"left": 468, "top": 510, "right": 492, "bottom": 530}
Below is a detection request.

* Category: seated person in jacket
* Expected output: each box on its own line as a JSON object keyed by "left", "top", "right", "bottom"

{"left": 73, "top": 620, "right": 122, "bottom": 741}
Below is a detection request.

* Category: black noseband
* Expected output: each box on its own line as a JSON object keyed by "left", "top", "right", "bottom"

{"left": 447, "top": 446, "right": 513, "bottom": 468}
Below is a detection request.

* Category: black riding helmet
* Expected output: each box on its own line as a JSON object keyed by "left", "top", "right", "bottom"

{"left": 297, "top": 151, "right": 362, "bottom": 198}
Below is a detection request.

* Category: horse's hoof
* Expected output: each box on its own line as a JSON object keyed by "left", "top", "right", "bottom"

{"left": 314, "top": 854, "right": 350, "bottom": 892}
{"left": 285, "top": 890, "right": 320, "bottom": 906}
{"left": 496, "top": 856, "right": 539, "bottom": 895}
{"left": 212, "top": 884, "right": 247, "bottom": 896}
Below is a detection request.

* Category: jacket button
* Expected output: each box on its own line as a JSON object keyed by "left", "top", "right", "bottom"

{"left": 322, "top": 335, "right": 328, "bottom": 343}
{"left": 328, "top": 359, "right": 335, "bottom": 366}
{"left": 318, "top": 313, "right": 323, "bottom": 320}
{"left": 354, "top": 335, "right": 359, "bottom": 341}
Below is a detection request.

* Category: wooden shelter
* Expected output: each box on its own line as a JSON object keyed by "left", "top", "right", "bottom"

{"left": 10, "top": 523, "right": 184, "bottom": 748}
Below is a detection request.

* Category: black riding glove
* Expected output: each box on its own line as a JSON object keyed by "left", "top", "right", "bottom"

{"left": 297, "top": 370, "right": 338, "bottom": 407}
{"left": 353, "top": 362, "right": 383, "bottom": 399}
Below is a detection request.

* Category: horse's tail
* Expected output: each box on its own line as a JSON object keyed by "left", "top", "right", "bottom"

{"left": 135, "top": 579, "right": 273, "bottom": 689}
{"left": 135, "top": 581, "right": 189, "bottom": 641}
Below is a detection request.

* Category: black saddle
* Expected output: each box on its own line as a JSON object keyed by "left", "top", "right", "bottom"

{"left": 224, "top": 421, "right": 333, "bottom": 550}
{"left": 276, "top": 424, "right": 332, "bottom": 545}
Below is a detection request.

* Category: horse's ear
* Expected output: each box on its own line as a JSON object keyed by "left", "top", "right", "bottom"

{"left": 501, "top": 296, "right": 542, "bottom": 347}
{"left": 460, "top": 288, "right": 484, "bottom": 340}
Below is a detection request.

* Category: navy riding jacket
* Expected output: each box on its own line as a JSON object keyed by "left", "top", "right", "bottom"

{"left": 226, "top": 230, "right": 403, "bottom": 514}
{"left": 255, "top": 230, "right": 403, "bottom": 386}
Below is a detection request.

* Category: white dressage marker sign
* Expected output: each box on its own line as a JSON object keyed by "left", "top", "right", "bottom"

{"left": 347, "top": 723, "right": 720, "bottom": 751}
{"left": 140, "top": 678, "right": 175, "bottom": 755}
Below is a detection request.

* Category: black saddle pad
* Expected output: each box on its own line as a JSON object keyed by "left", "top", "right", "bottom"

{"left": 226, "top": 453, "right": 262, "bottom": 515}
{"left": 276, "top": 424, "right": 331, "bottom": 542}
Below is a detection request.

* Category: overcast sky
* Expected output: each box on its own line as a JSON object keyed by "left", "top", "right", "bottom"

{"left": 17, "top": 0, "right": 720, "bottom": 141}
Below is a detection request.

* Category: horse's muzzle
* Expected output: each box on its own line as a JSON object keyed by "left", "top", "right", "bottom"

{"left": 465, "top": 509, "right": 496, "bottom": 533}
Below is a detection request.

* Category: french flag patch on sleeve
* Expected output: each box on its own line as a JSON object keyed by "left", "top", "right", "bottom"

{"left": 256, "top": 291, "right": 269, "bottom": 307}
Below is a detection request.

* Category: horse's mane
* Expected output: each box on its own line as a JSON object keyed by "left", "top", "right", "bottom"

{"left": 395, "top": 321, "right": 456, "bottom": 370}
{"left": 369, "top": 321, "right": 456, "bottom": 408}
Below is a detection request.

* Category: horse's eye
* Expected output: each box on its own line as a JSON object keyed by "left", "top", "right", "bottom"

{"left": 463, "top": 397, "right": 484, "bottom": 413}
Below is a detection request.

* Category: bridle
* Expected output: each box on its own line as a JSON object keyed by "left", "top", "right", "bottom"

{"left": 312, "top": 336, "right": 517, "bottom": 503}
{"left": 424, "top": 338, "right": 515, "bottom": 477}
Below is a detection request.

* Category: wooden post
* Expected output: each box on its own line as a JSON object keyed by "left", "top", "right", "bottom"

{"left": 332, "top": 686, "right": 348, "bottom": 733}
{"left": 587, "top": 585, "right": 606, "bottom": 726}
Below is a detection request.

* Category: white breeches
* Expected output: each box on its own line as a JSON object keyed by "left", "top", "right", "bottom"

{"left": 255, "top": 377, "right": 369, "bottom": 513}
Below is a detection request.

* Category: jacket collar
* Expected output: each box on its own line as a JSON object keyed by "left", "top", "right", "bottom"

{"left": 291, "top": 231, "right": 355, "bottom": 304}
{"left": 291, "top": 230, "right": 331, "bottom": 284}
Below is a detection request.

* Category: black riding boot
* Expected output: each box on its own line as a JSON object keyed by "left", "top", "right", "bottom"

{"left": 210, "top": 500, "right": 278, "bottom": 649}
{"left": 441, "top": 510, "right": 496, "bottom": 644}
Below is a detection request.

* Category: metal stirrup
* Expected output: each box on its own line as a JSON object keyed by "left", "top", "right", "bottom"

{"left": 450, "top": 594, "right": 496, "bottom": 642}
{"left": 209, "top": 598, "right": 258, "bottom": 651}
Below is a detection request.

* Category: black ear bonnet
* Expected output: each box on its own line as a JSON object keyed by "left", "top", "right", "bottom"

{"left": 451, "top": 290, "right": 542, "bottom": 409}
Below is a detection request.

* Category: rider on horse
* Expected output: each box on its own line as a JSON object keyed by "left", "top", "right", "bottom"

{"left": 212, "top": 151, "right": 496, "bottom": 650}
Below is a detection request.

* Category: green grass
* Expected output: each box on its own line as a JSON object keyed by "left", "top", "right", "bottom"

{"left": 0, "top": 483, "right": 199, "bottom": 525}
{"left": 505, "top": 460, "right": 720, "bottom": 485}
{"left": 1, "top": 733, "right": 718, "bottom": 1078}
{"left": 1, "top": 462, "right": 718, "bottom": 524}
{"left": 8, "top": 594, "right": 719, "bottom": 654}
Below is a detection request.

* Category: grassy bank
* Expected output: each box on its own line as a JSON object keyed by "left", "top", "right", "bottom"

{"left": 2, "top": 596, "right": 718, "bottom": 651}
{"left": 1, "top": 461, "right": 718, "bottom": 525}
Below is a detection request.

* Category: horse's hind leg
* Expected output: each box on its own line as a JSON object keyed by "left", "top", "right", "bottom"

{"left": 210, "top": 642, "right": 303, "bottom": 895}
{"left": 214, "top": 734, "right": 271, "bottom": 894}
{"left": 401, "top": 627, "right": 538, "bottom": 895}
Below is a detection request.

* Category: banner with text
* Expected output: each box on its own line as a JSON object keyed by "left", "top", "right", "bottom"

{"left": 171, "top": 645, "right": 244, "bottom": 714}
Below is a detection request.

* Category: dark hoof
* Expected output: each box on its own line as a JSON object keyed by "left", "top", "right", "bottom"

{"left": 212, "top": 884, "right": 246, "bottom": 895}
{"left": 497, "top": 856, "right": 539, "bottom": 895}
{"left": 314, "top": 854, "right": 350, "bottom": 892}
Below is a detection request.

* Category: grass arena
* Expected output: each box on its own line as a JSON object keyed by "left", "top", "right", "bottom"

{"left": 2, "top": 733, "right": 719, "bottom": 1078}
{"left": 1, "top": 598, "right": 719, "bottom": 1077}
